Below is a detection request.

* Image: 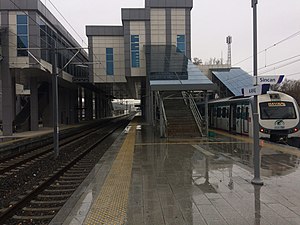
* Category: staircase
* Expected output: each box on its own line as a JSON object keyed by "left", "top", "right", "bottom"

{"left": 163, "top": 92, "right": 201, "bottom": 138}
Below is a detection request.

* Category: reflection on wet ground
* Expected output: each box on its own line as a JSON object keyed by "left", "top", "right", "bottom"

{"left": 127, "top": 125, "right": 300, "bottom": 225}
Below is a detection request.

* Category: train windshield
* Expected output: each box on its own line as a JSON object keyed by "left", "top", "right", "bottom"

{"left": 260, "top": 102, "right": 296, "bottom": 119}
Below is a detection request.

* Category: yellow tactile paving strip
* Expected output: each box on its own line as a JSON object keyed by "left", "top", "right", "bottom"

{"left": 84, "top": 123, "right": 137, "bottom": 225}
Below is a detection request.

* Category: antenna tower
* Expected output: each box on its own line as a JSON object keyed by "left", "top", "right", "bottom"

{"left": 226, "top": 36, "right": 232, "bottom": 66}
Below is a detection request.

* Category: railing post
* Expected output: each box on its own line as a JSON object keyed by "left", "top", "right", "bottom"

{"left": 205, "top": 91, "right": 209, "bottom": 137}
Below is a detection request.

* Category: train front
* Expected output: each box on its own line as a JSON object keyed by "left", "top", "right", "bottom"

{"left": 258, "top": 92, "right": 300, "bottom": 141}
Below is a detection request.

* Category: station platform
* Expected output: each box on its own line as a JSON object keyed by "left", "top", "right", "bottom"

{"left": 50, "top": 117, "right": 300, "bottom": 225}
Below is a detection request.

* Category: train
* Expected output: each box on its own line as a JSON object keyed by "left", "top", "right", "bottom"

{"left": 198, "top": 91, "right": 300, "bottom": 141}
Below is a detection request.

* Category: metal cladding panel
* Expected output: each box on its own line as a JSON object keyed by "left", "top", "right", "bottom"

{"left": 121, "top": 9, "right": 150, "bottom": 21}
{"left": 146, "top": 0, "right": 193, "bottom": 8}
{"left": 212, "top": 68, "right": 253, "bottom": 96}
{"left": 86, "top": 26, "right": 124, "bottom": 36}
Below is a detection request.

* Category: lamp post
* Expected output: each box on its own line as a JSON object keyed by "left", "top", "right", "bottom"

{"left": 251, "top": 0, "right": 263, "bottom": 185}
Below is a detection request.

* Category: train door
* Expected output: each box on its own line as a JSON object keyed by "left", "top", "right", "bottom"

{"left": 230, "top": 104, "right": 237, "bottom": 133}
{"left": 236, "top": 105, "right": 242, "bottom": 134}
{"left": 243, "top": 106, "right": 249, "bottom": 133}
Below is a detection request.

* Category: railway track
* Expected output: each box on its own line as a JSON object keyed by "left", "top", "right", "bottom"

{"left": 0, "top": 116, "right": 132, "bottom": 224}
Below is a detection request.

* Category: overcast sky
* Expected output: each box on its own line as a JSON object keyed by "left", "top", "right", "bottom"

{"left": 45, "top": 0, "right": 300, "bottom": 80}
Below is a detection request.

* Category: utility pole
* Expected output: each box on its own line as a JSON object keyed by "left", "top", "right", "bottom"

{"left": 52, "top": 41, "right": 59, "bottom": 158}
{"left": 251, "top": 0, "right": 263, "bottom": 185}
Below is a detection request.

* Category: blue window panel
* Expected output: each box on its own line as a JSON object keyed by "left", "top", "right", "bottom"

{"left": 131, "top": 35, "right": 139, "bottom": 42}
{"left": 177, "top": 43, "right": 185, "bottom": 53}
{"left": 106, "top": 54, "right": 113, "bottom": 61}
{"left": 177, "top": 35, "right": 185, "bottom": 42}
{"left": 106, "top": 48, "right": 113, "bottom": 54}
{"left": 17, "top": 25, "right": 28, "bottom": 35}
{"left": 131, "top": 52, "right": 140, "bottom": 68}
{"left": 131, "top": 43, "right": 139, "bottom": 50}
{"left": 106, "top": 62, "right": 114, "bottom": 75}
{"left": 17, "top": 15, "right": 28, "bottom": 24}
{"left": 177, "top": 34, "right": 186, "bottom": 54}
{"left": 131, "top": 35, "right": 140, "bottom": 68}
{"left": 17, "top": 36, "right": 28, "bottom": 48}
{"left": 132, "top": 60, "right": 140, "bottom": 68}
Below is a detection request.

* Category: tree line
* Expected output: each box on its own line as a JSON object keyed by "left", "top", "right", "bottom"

{"left": 272, "top": 79, "right": 300, "bottom": 105}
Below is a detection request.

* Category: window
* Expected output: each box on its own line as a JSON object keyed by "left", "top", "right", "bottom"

{"left": 176, "top": 35, "right": 185, "bottom": 54}
{"left": 222, "top": 108, "right": 227, "bottom": 118}
{"left": 106, "top": 48, "right": 114, "bottom": 75}
{"left": 260, "top": 102, "right": 296, "bottom": 119}
{"left": 237, "top": 107, "right": 241, "bottom": 119}
{"left": 217, "top": 108, "right": 221, "bottom": 118}
{"left": 17, "top": 15, "right": 28, "bottom": 56}
{"left": 131, "top": 35, "right": 140, "bottom": 68}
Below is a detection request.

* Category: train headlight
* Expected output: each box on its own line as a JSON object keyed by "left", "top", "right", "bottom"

{"left": 294, "top": 128, "right": 299, "bottom": 133}
{"left": 260, "top": 128, "right": 264, "bottom": 133}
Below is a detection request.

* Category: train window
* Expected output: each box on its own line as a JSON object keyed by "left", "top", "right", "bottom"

{"left": 226, "top": 108, "right": 229, "bottom": 118}
{"left": 246, "top": 107, "right": 249, "bottom": 119}
{"left": 222, "top": 108, "right": 226, "bottom": 118}
{"left": 260, "top": 102, "right": 296, "bottom": 119}
{"left": 237, "top": 107, "right": 241, "bottom": 119}
{"left": 217, "top": 108, "right": 221, "bottom": 117}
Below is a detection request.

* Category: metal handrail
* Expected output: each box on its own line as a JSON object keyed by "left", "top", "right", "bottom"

{"left": 160, "top": 94, "right": 168, "bottom": 138}
{"left": 156, "top": 92, "right": 168, "bottom": 137}
{"left": 182, "top": 91, "right": 205, "bottom": 136}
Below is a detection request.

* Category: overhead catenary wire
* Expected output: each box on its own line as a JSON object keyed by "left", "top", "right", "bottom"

{"left": 233, "top": 30, "right": 300, "bottom": 66}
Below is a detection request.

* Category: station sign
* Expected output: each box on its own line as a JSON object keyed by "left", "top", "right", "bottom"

{"left": 242, "top": 84, "right": 270, "bottom": 97}
{"left": 254, "top": 75, "right": 284, "bottom": 85}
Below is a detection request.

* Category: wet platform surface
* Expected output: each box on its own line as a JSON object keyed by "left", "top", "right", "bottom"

{"left": 51, "top": 121, "right": 300, "bottom": 225}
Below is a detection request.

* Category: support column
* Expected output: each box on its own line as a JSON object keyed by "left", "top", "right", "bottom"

{"left": 84, "top": 89, "right": 93, "bottom": 120}
{"left": 95, "top": 93, "right": 99, "bottom": 119}
{"left": 78, "top": 87, "right": 82, "bottom": 121}
{"left": 30, "top": 78, "right": 39, "bottom": 131}
{"left": 1, "top": 27, "right": 14, "bottom": 136}
{"left": 43, "top": 81, "right": 53, "bottom": 127}
{"left": 69, "top": 88, "right": 77, "bottom": 124}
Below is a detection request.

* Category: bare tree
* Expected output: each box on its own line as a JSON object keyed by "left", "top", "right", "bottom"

{"left": 193, "top": 57, "right": 202, "bottom": 65}
{"left": 272, "top": 79, "right": 300, "bottom": 105}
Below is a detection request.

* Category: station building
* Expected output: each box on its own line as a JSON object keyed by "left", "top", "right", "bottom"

{"left": 1, "top": 0, "right": 217, "bottom": 138}
{"left": 0, "top": 0, "right": 113, "bottom": 136}
{"left": 86, "top": 0, "right": 216, "bottom": 124}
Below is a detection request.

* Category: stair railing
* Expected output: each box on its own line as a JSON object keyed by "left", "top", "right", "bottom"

{"left": 182, "top": 91, "right": 205, "bottom": 136}
{"left": 157, "top": 92, "right": 168, "bottom": 138}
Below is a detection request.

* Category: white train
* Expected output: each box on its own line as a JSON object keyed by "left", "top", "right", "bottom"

{"left": 201, "top": 91, "right": 300, "bottom": 141}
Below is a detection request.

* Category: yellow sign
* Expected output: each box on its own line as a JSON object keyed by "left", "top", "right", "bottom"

{"left": 268, "top": 102, "right": 286, "bottom": 107}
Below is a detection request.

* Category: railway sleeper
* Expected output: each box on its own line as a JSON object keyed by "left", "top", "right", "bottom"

{"left": 50, "top": 184, "right": 78, "bottom": 188}
{"left": 59, "top": 176, "right": 87, "bottom": 180}
{"left": 37, "top": 194, "right": 71, "bottom": 198}
{"left": 44, "top": 188, "right": 75, "bottom": 192}
{"left": 30, "top": 199, "right": 66, "bottom": 204}
{"left": 13, "top": 215, "right": 55, "bottom": 220}
{"left": 23, "top": 206, "right": 61, "bottom": 211}
{"left": 56, "top": 180, "right": 82, "bottom": 185}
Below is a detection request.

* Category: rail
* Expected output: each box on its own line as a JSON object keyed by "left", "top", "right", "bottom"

{"left": 182, "top": 91, "right": 205, "bottom": 136}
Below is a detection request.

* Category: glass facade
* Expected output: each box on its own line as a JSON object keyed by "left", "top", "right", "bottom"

{"left": 106, "top": 48, "right": 114, "bottom": 75}
{"left": 17, "top": 15, "right": 28, "bottom": 56}
{"left": 131, "top": 35, "right": 140, "bottom": 68}
{"left": 39, "top": 18, "right": 88, "bottom": 78}
{"left": 176, "top": 35, "right": 185, "bottom": 54}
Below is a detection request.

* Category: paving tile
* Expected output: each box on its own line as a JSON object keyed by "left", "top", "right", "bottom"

{"left": 197, "top": 204, "right": 224, "bottom": 221}
{"left": 267, "top": 203, "right": 299, "bottom": 218}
